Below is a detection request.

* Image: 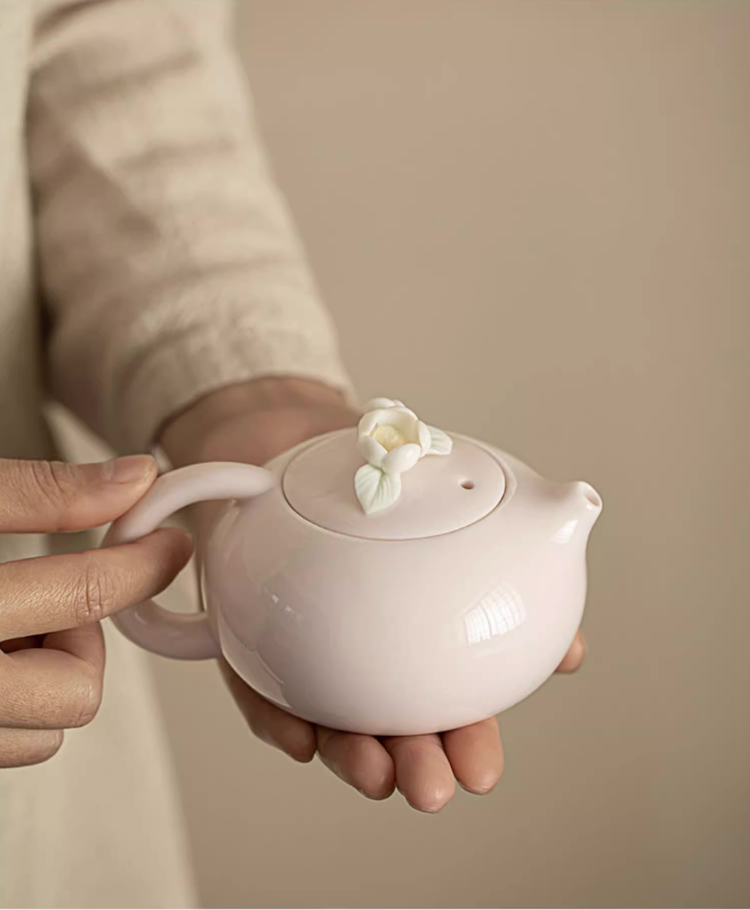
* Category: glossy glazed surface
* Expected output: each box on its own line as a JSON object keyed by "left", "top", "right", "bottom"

{"left": 104, "top": 462, "right": 274, "bottom": 659}
{"left": 202, "top": 431, "right": 601, "bottom": 735}
{"left": 105, "top": 430, "right": 601, "bottom": 735}
{"left": 283, "top": 431, "right": 506, "bottom": 539}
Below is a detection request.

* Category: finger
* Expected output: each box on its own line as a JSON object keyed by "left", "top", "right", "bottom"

{"left": 382, "top": 734, "right": 456, "bottom": 812}
{"left": 316, "top": 728, "right": 395, "bottom": 800}
{"left": 0, "top": 527, "right": 192, "bottom": 640}
{"left": 0, "top": 456, "right": 157, "bottom": 534}
{"left": 0, "top": 624, "right": 105, "bottom": 728}
{"left": 0, "top": 728, "right": 65, "bottom": 768}
{"left": 441, "top": 718, "right": 504, "bottom": 794}
{"left": 556, "top": 629, "right": 587, "bottom": 673}
{"left": 219, "top": 661, "right": 316, "bottom": 762}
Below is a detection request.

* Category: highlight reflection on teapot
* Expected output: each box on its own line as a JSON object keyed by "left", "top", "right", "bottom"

{"left": 104, "top": 398, "right": 602, "bottom": 736}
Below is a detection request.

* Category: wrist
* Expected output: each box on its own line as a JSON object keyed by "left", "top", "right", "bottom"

{"left": 160, "top": 378, "right": 358, "bottom": 468}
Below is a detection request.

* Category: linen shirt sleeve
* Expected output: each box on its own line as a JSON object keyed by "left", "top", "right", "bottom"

{"left": 28, "top": 0, "right": 352, "bottom": 453}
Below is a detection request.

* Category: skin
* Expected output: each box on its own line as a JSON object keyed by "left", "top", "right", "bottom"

{"left": 0, "top": 456, "right": 192, "bottom": 768}
{"left": 0, "top": 379, "right": 585, "bottom": 796}
{"left": 161, "top": 378, "right": 587, "bottom": 812}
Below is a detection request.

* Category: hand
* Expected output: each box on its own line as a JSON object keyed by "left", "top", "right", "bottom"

{"left": 161, "top": 379, "right": 587, "bottom": 811}
{"left": 0, "top": 456, "right": 192, "bottom": 768}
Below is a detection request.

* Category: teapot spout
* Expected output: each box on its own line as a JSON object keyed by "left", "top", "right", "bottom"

{"left": 550, "top": 480, "right": 603, "bottom": 545}
{"left": 570, "top": 480, "right": 603, "bottom": 532}
{"left": 576, "top": 481, "right": 602, "bottom": 514}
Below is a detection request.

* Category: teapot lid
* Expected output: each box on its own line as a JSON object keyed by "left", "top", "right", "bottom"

{"left": 282, "top": 426, "right": 506, "bottom": 541}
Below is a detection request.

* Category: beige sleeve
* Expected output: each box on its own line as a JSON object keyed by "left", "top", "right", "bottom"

{"left": 28, "top": 0, "right": 352, "bottom": 454}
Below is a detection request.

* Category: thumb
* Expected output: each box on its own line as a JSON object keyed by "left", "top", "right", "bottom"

{"left": 0, "top": 456, "right": 158, "bottom": 534}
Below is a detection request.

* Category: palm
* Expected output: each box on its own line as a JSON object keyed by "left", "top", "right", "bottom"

{"left": 166, "top": 389, "right": 586, "bottom": 811}
{"left": 220, "top": 632, "right": 584, "bottom": 811}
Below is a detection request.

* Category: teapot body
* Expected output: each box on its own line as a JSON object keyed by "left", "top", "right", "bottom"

{"left": 202, "top": 432, "right": 596, "bottom": 736}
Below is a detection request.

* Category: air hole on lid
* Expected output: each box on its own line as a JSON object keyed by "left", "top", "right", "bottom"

{"left": 461, "top": 480, "right": 475, "bottom": 490}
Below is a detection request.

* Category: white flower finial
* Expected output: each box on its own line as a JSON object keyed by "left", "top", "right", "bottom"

{"left": 355, "top": 398, "right": 454, "bottom": 515}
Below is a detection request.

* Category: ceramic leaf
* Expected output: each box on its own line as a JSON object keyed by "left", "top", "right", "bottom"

{"left": 355, "top": 464, "right": 402, "bottom": 515}
{"left": 426, "top": 426, "right": 453, "bottom": 456}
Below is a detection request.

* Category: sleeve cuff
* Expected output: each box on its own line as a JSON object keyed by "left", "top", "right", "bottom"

{"left": 114, "top": 325, "right": 355, "bottom": 454}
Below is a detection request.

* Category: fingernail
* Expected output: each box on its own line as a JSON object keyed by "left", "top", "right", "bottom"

{"left": 457, "top": 779, "right": 498, "bottom": 796}
{"left": 103, "top": 455, "right": 155, "bottom": 484}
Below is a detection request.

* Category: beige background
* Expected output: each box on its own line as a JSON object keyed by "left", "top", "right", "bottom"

{"left": 58, "top": 1, "right": 750, "bottom": 907}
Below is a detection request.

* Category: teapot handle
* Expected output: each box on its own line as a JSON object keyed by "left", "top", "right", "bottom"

{"left": 102, "top": 463, "right": 275, "bottom": 660}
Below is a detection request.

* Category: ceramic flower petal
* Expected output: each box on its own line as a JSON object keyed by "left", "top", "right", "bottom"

{"left": 358, "top": 408, "right": 390, "bottom": 436}
{"left": 358, "top": 433, "right": 387, "bottom": 469}
{"left": 382, "top": 408, "right": 419, "bottom": 436}
{"left": 364, "top": 397, "right": 400, "bottom": 411}
{"left": 382, "top": 443, "right": 421, "bottom": 475}
{"left": 355, "top": 464, "right": 402, "bottom": 515}
{"left": 363, "top": 397, "right": 412, "bottom": 412}
{"left": 363, "top": 408, "right": 421, "bottom": 446}
{"left": 355, "top": 397, "right": 454, "bottom": 515}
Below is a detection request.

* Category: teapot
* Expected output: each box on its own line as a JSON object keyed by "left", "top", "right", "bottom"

{"left": 105, "top": 398, "right": 602, "bottom": 736}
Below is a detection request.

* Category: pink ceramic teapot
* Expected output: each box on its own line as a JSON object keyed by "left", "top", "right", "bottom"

{"left": 105, "top": 398, "right": 602, "bottom": 736}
